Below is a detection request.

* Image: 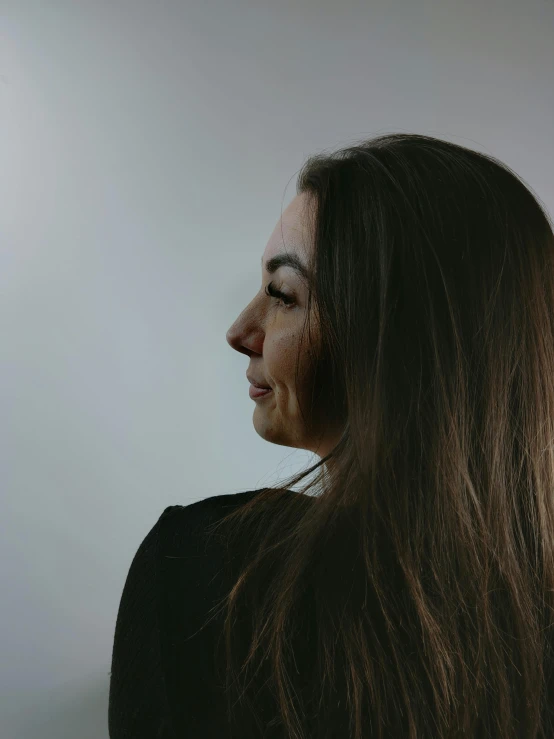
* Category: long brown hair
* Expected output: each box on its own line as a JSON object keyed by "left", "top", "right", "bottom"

{"left": 200, "top": 133, "right": 554, "bottom": 738}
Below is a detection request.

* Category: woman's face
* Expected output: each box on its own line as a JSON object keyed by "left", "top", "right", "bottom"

{"left": 226, "top": 192, "right": 343, "bottom": 459}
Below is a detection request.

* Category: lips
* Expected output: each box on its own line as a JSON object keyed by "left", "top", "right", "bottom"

{"left": 247, "top": 375, "right": 271, "bottom": 389}
{"left": 250, "top": 386, "right": 272, "bottom": 400}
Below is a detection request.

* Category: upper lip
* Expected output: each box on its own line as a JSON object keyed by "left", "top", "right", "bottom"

{"left": 247, "top": 374, "right": 271, "bottom": 389}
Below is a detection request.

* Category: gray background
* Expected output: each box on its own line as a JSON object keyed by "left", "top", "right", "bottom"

{"left": 1, "top": 1, "right": 553, "bottom": 737}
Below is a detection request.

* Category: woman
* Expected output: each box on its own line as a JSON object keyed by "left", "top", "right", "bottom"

{"left": 108, "top": 133, "right": 554, "bottom": 738}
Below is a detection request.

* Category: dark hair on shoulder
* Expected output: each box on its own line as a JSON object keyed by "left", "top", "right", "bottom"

{"left": 201, "top": 132, "right": 554, "bottom": 738}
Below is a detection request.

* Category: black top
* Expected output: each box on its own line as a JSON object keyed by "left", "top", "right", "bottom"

{"left": 109, "top": 488, "right": 554, "bottom": 738}
{"left": 108, "top": 488, "right": 267, "bottom": 739}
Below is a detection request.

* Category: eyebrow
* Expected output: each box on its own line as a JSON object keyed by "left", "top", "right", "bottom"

{"left": 261, "top": 253, "right": 309, "bottom": 281}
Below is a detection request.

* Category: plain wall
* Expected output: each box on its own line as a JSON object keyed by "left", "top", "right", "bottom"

{"left": 1, "top": 1, "right": 553, "bottom": 737}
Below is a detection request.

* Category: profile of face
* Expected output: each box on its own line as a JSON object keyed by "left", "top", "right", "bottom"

{"left": 226, "top": 192, "right": 343, "bottom": 460}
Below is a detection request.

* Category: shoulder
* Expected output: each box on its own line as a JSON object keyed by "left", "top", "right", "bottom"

{"left": 163, "top": 487, "right": 265, "bottom": 519}
{"left": 151, "top": 488, "right": 287, "bottom": 569}
{"left": 155, "top": 488, "right": 304, "bottom": 539}
{"left": 157, "top": 488, "right": 265, "bottom": 541}
{"left": 153, "top": 487, "right": 306, "bottom": 584}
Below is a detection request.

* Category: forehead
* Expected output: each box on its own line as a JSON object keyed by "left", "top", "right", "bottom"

{"left": 262, "top": 192, "right": 312, "bottom": 266}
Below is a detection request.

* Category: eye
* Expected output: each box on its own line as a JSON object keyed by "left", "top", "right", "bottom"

{"left": 264, "top": 282, "right": 295, "bottom": 309}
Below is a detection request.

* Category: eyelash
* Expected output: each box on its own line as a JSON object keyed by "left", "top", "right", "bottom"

{"left": 265, "top": 282, "right": 294, "bottom": 309}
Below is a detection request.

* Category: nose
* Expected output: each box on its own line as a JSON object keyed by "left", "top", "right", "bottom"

{"left": 226, "top": 325, "right": 237, "bottom": 348}
{"left": 226, "top": 324, "right": 248, "bottom": 355}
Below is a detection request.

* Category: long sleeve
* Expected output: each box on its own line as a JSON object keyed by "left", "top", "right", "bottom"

{"left": 108, "top": 490, "right": 268, "bottom": 739}
{"left": 108, "top": 508, "right": 175, "bottom": 739}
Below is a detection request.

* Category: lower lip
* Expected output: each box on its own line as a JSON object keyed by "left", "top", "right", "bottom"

{"left": 249, "top": 384, "right": 273, "bottom": 399}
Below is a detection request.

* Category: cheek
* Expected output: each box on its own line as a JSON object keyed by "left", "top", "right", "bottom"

{"left": 265, "top": 330, "right": 314, "bottom": 389}
{"left": 266, "top": 336, "right": 295, "bottom": 371}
